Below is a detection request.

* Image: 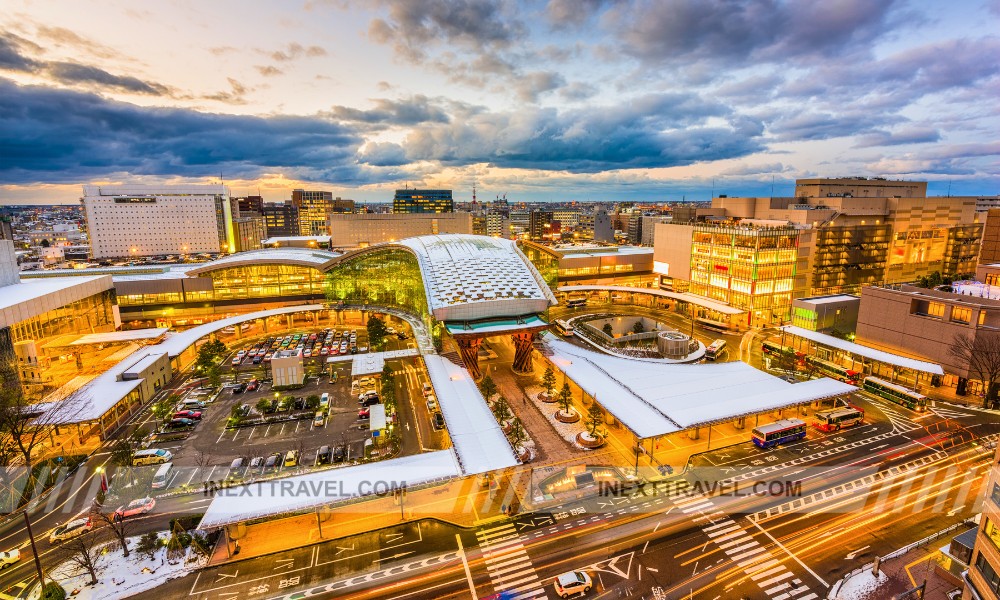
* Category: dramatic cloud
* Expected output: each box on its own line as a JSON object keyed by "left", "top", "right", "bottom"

{"left": 0, "top": 79, "right": 362, "bottom": 183}
{"left": 328, "top": 95, "right": 453, "bottom": 127}
{"left": 268, "top": 42, "right": 328, "bottom": 61}
{"left": 255, "top": 65, "right": 284, "bottom": 77}
{"left": 854, "top": 127, "right": 941, "bottom": 148}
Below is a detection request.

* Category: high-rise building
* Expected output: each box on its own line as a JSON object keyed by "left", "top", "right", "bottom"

{"left": 393, "top": 189, "right": 453, "bottom": 214}
{"left": 640, "top": 215, "right": 671, "bottom": 246}
{"left": 330, "top": 198, "right": 355, "bottom": 214}
{"left": 233, "top": 216, "right": 267, "bottom": 252}
{"left": 81, "top": 184, "right": 231, "bottom": 258}
{"left": 472, "top": 214, "right": 487, "bottom": 236}
{"left": 963, "top": 442, "right": 1000, "bottom": 598}
{"left": 485, "top": 211, "right": 509, "bottom": 237}
{"left": 291, "top": 189, "right": 335, "bottom": 236}
{"left": 529, "top": 210, "right": 555, "bottom": 240}
{"left": 262, "top": 202, "right": 299, "bottom": 238}
{"left": 980, "top": 209, "right": 1000, "bottom": 266}
{"left": 232, "top": 195, "right": 264, "bottom": 217}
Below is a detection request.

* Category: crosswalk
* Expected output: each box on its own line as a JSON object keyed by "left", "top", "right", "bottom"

{"left": 671, "top": 490, "right": 818, "bottom": 600}
{"left": 878, "top": 405, "right": 921, "bottom": 433}
{"left": 476, "top": 522, "right": 546, "bottom": 599}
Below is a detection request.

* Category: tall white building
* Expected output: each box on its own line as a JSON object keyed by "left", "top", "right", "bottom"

{"left": 82, "top": 185, "right": 231, "bottom": 259}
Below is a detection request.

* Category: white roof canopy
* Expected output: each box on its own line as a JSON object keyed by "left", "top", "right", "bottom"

{"left": 779, "top": 326, "right": 944, "bottom": 375}
{"left": 558, "top": 285, "right": 745, "bottom": 316}
{"left": 543, "top": 334, "right": 856, "bottom": 437}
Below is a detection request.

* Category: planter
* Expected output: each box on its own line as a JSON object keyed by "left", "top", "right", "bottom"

{"left": 517, "top": 447, "right": 532, "bottom": 462}
{"left": 538, "top": 392, "right": 556, "bottom": 403}
{"left": 555, "top": 409, "right": 580, "bottom": 424}
{"left": 501, "top": 421, "right": 512, "bottom": 435}
{"left": 576, "top": 432, "right": 606, "bottom": 449}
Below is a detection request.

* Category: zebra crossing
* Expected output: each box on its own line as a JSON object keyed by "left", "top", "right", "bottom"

{"left": 878, "top": 405, "right": 921, "bottom": 433}
{"left": 475, "top": 522, "right": 546, "bottom": 599}
{"left": 671, "top": 491, "right": 818, "bottom": 600}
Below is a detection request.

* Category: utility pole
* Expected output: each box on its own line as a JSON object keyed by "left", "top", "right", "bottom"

{"left": 23, "top": 511, "right": 45, "bottom": 589}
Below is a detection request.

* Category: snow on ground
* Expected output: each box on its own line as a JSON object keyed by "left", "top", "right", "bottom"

{"left": 832, "top": 569, "right": 889, "bottom": 600}
{"left": 46, "top": 532, "right": 206, "bottom": 600}
{"left": 525, "top": 385, "right": 595, "bottom": 451}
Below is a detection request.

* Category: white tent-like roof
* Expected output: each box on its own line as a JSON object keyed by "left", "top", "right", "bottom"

{"left": 543, "top": 334, "right": 855, "bottom": 437}
{"left": 424, "top": 355, "right": 519, "bottom": 474}
{"left": 779, "top": 326, "right": 944, "bottom": 375}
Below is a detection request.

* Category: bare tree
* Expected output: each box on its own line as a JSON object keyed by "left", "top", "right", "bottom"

{"left": 950, "top": 332, "right": 1000, "bottom": 409}
{"left": 59, "top": 529, "right": 105, "bottom": 586}
{"left": 92, "top": 506, "right": 133, "bottom": 558}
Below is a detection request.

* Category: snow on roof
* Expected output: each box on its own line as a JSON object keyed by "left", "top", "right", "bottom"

{"left": 543, "top": 334, "right": 855, "bottom": 435}
{"left": 369, "top": 404, "right": 387, "bottom": 431}
{"left": 780, "top": 326, "right": 944, "bottom": 375}
{"left": 796, "top": 294, "right": 860, "bottom": 305}
{"left": 262, "top": 235, "right": 331, "bottom": 244}
{"left": 197, "top": 450, "right": 461, "bottom": 529}
{"left": 558, "top": 285, "right": 745, "bottom": 316}
{"left": 350, "top": 349, "right": 418, "bottom": 377}
{"left": 185, "top": 248, "right": 340, "bottom": 275}
{"left": 555, "top": 245, "right": 654, "bottom": 258}
{"left": 0, "top": 275, "right": 113, "bottom": 327}
{"left": 156, "top": 305, "right": 325, "bottom": 357}
{"left": 424, "top": 355, "right": 519, "bottom": 474}
{"left": 69, "top": 328, "right": 169, "bottom": 345}
{"left": 398, "top": 234, "right": 557, "bottom": 316}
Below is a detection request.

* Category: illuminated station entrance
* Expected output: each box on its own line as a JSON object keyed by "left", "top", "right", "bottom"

{"left": 448, "top": 316, "right": 551, "bottom": 379}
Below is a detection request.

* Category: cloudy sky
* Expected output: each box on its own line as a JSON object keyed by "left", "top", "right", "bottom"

{"left": 1, "top": 0, "right": 998, "bottom": 205}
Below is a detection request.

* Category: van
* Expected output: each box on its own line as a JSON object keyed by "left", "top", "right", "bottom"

{"left": 132, "top": 449, "right": 172, "bottom": 466}
{"left": 320, "top": 393, "right": 329, "bottom": 408}
{"left": 151, "top": 462, "right": 174, "bottom": 489}
{"left": 181, "top": 399, "right": 205, "bottom": 410}
{"left": 284, "top": 450, "right": 299, "bottom": 468}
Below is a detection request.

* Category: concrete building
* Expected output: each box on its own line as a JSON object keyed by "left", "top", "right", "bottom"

{"left": 232, "top": 195, "right": 264, "bottom": 217}
{"left": 576, "top": 210, "right": 614, "bottom": 243}
{"left": 262, "top": 202, "right": 299, "bottom": 237}
{"left": 791, "top": 294, "right": 860, "bottom": 334}
{"left": 980, "top": 209, "right": 1000, "bottom": 266}
{"left": 529, "top": 210, "right": 555, "bottom": 240}
{"left": 640, "top": 215, "right": 671, "bottom": 246}
{"left": 963, "top": 443, "right": 1000, "bottom": 599}
{"left": 291, "top": 189, "right": 336, "bottom": 236}
{"left": 271, "top": 348, "right": 304, "bottom": 387}
{"left": 0, "top": 216, "right": 12, "bottom": 241}
{"left": 485, "top": 211, "right": 509, "bottom": 237}
{"left": 521, "top": 242, "right": 655, "bottom": 287}
{"left": 392, "top": 189, "right": 453, "bottom": 214}
{"left": 262, "top": 236, "right": 330, "bottom": 249}
{"left": 81, "top": 184, "right": 231, "bottom": 258}
{"left": 232, "top": 216, "right": 267, "bottom": 252}
{"left": 327, "top": 213, "right": 472, "bottom": 248}
{"left": 856, "top": 283, "right": 1000, "bottom": 396}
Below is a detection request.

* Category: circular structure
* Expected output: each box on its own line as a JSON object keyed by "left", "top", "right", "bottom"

{"left": 657, "top": 330, "right": 692, "bottom": 358}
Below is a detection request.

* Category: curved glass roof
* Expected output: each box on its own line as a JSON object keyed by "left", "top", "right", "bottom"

{"left": 185, "top": 248, "right": 341, "bottom": 275}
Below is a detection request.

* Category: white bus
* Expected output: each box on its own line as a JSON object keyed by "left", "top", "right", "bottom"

{"left": 705, "top": 339, "right": 727, "bottom": 361}
{"left": 565, "top": 297, "right": 587, "bottom": 309}
{"left": 132, "top": 449, "right": 172, "bottom": 466}
{"left": 813, "top": 406, "right": 865, "bottom": 432}
{"left": 554, "top": 320, "right": 575, "bottom": 337}
{"left": 151, "top": 462, "right": 174, "bottom": 490}
{"left": 752, "top": 419, "right": 807, "bottom": 449}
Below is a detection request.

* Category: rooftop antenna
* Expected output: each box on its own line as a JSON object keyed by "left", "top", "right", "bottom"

{"left": 770, "top": 175, "right": 775, "bottom": 200}
{"left": 711, "top": 179, "right": 715, "bottom": 200}
{"left": 947, "top": 180, "right": 952, "bottom": 198}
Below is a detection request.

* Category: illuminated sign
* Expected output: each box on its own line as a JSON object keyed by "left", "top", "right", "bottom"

{"left": 114, "top": 197, "right": 157, "bottom": 204}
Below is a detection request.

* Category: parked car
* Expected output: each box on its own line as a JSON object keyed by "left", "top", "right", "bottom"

{"left": 173, "top": 410, "right": 202, "bottom": 420}
{"left": 165, "top": 418, "right": 195, "bottom": 429}
{"left": 358, "top": 408, "right": 370, "bottom": 420}
{"left": 238, "top": 404, "right": 251, "bottom": 417}
{"left": 553, "top": 571, "right": 593, "bottom": 598}
{"left": 360, "top": 395, "right": 381, "bottom": 407}
{"left": 332, "top": 446, "right": 346, "bottom": 462}
{"left": 0, "top": 549, "right": 20, "bottom": 569}
{"left": 293, "top": 397, "right": 306, "bottom": 410}
{"left": 432, "top": 412, "right": 445, "bottom": 429}
{"left": 246, "top": 379, "right": 260, "bottom": 392}
{"left": 316, "top": 445, "right": 332, "bottom": 465}
{"left": 422, "top": 382, "right": 434, "bottom": 397}
{"left": 227, "top": 457, "right": 247, "bottom": 480}
{"left": 49, "top": 518, "right": 93, "bottom": 543}
{"left": 284, "top": 450, "right": 299, "bottom": 467}
{"left": 232, "top": 383, "right": 247, "bottom": 394}
{"left": 313, "top": 412, "right": 325, "bottom": 427}
{"left": 426, "top": 397, "right": 439, "bottom": 412}
{"left": 359, "top": 390, "right": 379, "bottom": 401}
{"left": 264, "top": 453, "right": 283, "bottom": 471}
{"left": 249, "top": 456, "right": 265, "bottom": 472}
{"left": 113, "top": 496, "right": 156, "bottom": 520}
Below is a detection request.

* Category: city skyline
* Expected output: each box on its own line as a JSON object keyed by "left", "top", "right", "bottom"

{"left": 1, "top": 0, "right": 999, "bottom": 206}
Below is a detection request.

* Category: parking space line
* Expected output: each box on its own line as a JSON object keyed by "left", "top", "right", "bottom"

{"left": 247, "top": 427, "right": 255, "bottom": 441}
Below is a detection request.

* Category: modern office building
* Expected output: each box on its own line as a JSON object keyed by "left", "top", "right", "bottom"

{"left": 262, "top": 202, "right": 299, "bottom": 238}
{"left": 327, "top": 213, "right": 472, "bottom": 248}
{"left": 81, "top": 184, "right": 231, "bottom": 258}
{"left": 529, "top": 210, "right": 555, "bottom": 241}
{"left": 521, "top": 242, "right": 655, "bottom": 287}
{"left": 963, "top": 443, "right": 1000, "bottom": 599}
{"left": 791, "top": 294, "right": 860, "bottom": 334}
{"left": 980, "top": 209, "right": 1000, "bottom": 266}
{"left": 232, "top": 195, "right": 264, "bottom": 217}
{"left": 233, "top": 216, "right": 267, "bottom": 252}
{"left": 576, "top": 210, "right": 614, "bottom": 243}
{"left": 393, "top": 189, "right": 453, "bottom": 214}
{"left": 291, "top": 189, "right": 336, "bottom": 236}
{"left": 640, "top": 215, "right": 671, "bottom": 246}
{"left": 485, "top": 211, "right": 509, "bottom": 237}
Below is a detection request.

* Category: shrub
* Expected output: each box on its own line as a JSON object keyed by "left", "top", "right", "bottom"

{"left": 41, "top": 582, "right": 66, "bottom": 600}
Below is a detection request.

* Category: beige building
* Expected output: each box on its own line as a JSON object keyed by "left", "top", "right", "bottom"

{"left": 963, "top": 443, "right": 1000, "bottom": 599}
{"left": 327, "top": 213, "right": 472, "bottom": 249}
{"left": 233, "top": 216, "right": 266, "bottom": 252}
{"left": 980, "top": 209, "right": 1000, "bottom": 266}
{"left": 271, "top": 348, "right": 304, "bottom": 387}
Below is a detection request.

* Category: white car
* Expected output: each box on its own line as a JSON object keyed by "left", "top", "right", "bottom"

{"left": 49, "top": 518, "right": 93, "bottom": 544}
{"left": 0, "top": 549, "right": 20, "bottom": 569}
{"left": 553, "top": 571, "right": 593, "bottom": 598}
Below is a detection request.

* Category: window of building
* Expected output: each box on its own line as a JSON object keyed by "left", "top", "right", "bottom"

{"left": 980, "top": 310, "right": 988, "bottom": 327}
{"left": 976, "top": 551, "right": 1000, "bottom": 594}
{"left": 926, "top": 302, "right": 945, "bottom": 318}
{"left": 991, "top": 482, "right": 1000, "bottom": 506}
{"left": 952, "top": 306, "right": 972, "bottom": 324}
{"left": 985, "top": 516, "right": 1000, "bottom": 553}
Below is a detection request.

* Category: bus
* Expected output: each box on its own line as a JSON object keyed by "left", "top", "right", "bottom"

{"left": 752, "top": 419, "right": 807, "bottom": 449}
{"left": 805, "top": 356, "right": 861, "bottom": 385}
{"left": 705, "top": 339, "right": 726, "bottom": 361}
{"left": 813, "top": 406, "right": 865, "bottom": 432}
{"left": 761, "top": 341, "right": 804, "bottom": 359}
{"left": 862, "top": 376, "right": 927, "bottom": 411}
{"left": 554, "top": 320, "right": 575, "bottom": 337}
{"left": 565, "top": 297, "right": 587, "bottom": 309}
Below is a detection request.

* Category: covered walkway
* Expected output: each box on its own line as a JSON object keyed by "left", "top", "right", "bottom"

{"left": 779, "top": 325, "right": 944, "bottom": 375}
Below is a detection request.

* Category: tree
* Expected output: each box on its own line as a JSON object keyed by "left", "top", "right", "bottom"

{"left": 381, "top": 364, "right": 395, "bottom": 387}
{"left": 40, "top": 238, "right": 50, "bottom": 248}
{"left": 557, "top": 382, "right": 574, "bottom": 415}
{"left": 206, "top": 365, "right": 222, "bottom": 389}
{"left": 256, "top": 398, "right": 272, "bottom": 415}
{"left": 60, "top": 529, "right": 104, "bottom": 586}
{"left": 631, "top": 320, "right": 645, "bottom": 334}
{"left": 306, "top": 395, "right": 321, "bottom": 410}
{"left": 772, "top": 349, "right": 799, "bottom": 373}
{"left": 93, "top": 506, "right": 132, "bottom": 557}
{"left": 151, "top": 395, "right": 178, "bottom": 426}
{"left": 41, "top": 582, "right": 66, "bottom": 600}
{"left": 367, "top": 316, "right": 388, "bottom": 349}
{"left": 950, "top": 333, "right": 1000, "bottom": 408}
{"left": 541, "top": 366, "right": 556, "bottom": 398}
{"left": 507, "top": 417, "right": 527, "bottom": 453}
{"left": 479, "top": 375, "right": 498, "bottom": 403}
{"left": 586, "top": 403, "right": 605, "bottom": 437}
{"left": 602, "top": 323, "right": 614, "bottom": 337}
{"left": 135, "top": 531, "right": 160, "bottom": 560}
{"left": 492, "top": 395, "right": 512, "bottom": 424}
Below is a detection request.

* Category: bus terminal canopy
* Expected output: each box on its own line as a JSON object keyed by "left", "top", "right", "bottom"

{"left": 779, "top": 326, "right": 944, "bottom": 376}
{"left": 542, "top": 334, "right": 855, "bottom": 438}
{"left": 557, "top": 285, "right": 745, "bottom": 316}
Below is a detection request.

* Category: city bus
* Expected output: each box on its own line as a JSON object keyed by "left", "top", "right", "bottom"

{"left": 813, "top": 406, "right": 865, "bottom": 432}
{"left": 565, "top": 297, "right": 587, "bottom": 309}
{"left": 805, "top": 356, "right": 861, "bottom": 385}
{"left": 705, "top": 339, "right": 726, "bottom": 361}
{"left": 862, "top": 376, "right": 927, "bottom": 411}
{"left": 554, "top": 319, "right": 575, "bottom": 337}
{"left": 751, "top": 418, "right": 807, "bottom": 449}
{"left": 761, "top": 341, "right": 804, "bottom": 359}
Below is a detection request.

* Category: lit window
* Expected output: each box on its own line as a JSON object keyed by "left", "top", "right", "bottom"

{"left": 926, "top": 302, "right": 945, "bottom": 318}
{"left": 952, "top": 307, "right": 972, "bottom": 324}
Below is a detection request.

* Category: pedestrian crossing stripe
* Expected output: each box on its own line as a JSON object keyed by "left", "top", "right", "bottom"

{"left": 476, "top": 523, "right": 544, "bottom": 596}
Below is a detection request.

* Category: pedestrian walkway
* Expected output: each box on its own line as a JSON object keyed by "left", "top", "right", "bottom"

{"left": 475, "top": 521, "right": 545, "bottom": 599}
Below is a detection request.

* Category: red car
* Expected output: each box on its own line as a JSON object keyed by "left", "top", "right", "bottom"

{"left": 173, "top": 410, "right": 202, "bottom": 420}
{"left": 113, "top": 496, "right": 156, "bottom": 520}
{"left": 246, "top": 379, "right": 260, "bottom": 392}
{"left": 358, "top": 408, "right": 370, "bottom": 419}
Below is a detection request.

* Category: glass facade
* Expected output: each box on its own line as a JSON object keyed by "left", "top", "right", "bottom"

{"left": 518, "top": 242, "right": 558, "bottom": 290}
{"left": 392, "top": 189, "right": 454, "bottom": 214}
{"left": 117, "top": 265, "right": 326, "bottom": 306}
{"left": 7, "top": 289, "right": 117, "bottom": 343}
{"left": 325, "top": 248, "right": 429, "bottom": 317}
{"left": 689, "top": 225, "right": 798, "bottom": 325}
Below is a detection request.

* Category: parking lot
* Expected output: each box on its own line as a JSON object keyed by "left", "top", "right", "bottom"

{"left": 143, "top": 320, "right": 437, "bottom": 490}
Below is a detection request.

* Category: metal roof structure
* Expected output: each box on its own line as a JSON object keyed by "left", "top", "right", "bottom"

{"left": 185, "top": 248, "right": 341, "bottom": 275}
{"left": 558, "top": 285, "right": 745, "bottom": 316}
{"left": 779, "top": 325, "right": 945, "bottom": 375}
